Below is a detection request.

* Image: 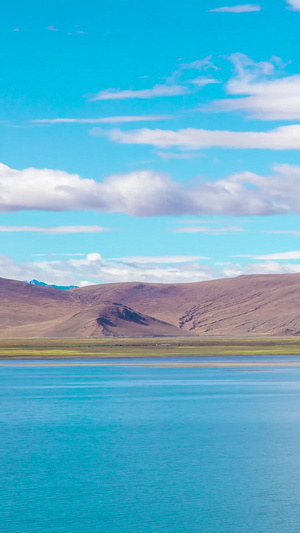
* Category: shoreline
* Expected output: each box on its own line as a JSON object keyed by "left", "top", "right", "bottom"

{"left": 2, "top": 338, "right": 300, "bottom": 365}
{"left": 2, "top": 358, "right": 300, "bottom": 368}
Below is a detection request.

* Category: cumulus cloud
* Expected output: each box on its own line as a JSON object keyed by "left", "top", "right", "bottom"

{"left": 208, "top": 4, "right": 261, "bottom": 12}
{"left": 105, "top": 124, "right": 300, "bottom": 150}
{"left": 4, "top": 162, "right": 300, "bottom": 216}
{"left": 32, "top": 115, "right": 172, "bottom": 124}
{"left": 286, "top": 0, "right": 300, "bottom": 10}
{"left": 0, "top": 226, "right": 111, "bottom": 233}
{"left": 0, "top": 163, "right": 190, "bottom": 215}
{"left": 205, "top": 53, "right": 300, "bottom": 120}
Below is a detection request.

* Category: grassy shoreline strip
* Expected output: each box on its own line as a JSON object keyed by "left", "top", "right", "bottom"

{"left": 1, "top": 337, "right": 300, "bottom": 359}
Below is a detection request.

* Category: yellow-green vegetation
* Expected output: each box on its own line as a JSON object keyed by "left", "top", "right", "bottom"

{"left": 1, "top": 337, "right": 300, "bottom": 359}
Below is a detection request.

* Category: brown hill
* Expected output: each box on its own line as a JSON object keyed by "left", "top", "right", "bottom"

{"left": 1, "top": 273, "right": 300, "bottom": 337}
{"left": 0, "top": 278, "right": 187, "bottom": 338}
{"left": 1, "top": 301, "right": 186, "bottom": 339}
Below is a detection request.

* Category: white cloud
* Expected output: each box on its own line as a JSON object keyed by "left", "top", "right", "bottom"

{"left": 222, "top": 261, "right": 300, "bottom": 277}
{"left": 0, "top": 252, "right": 236, "bottom": 285}
{"left": 4, "top": 162, "right": 300, "bottom": 216}
{"left": 32, "top": 253, "right": 85, "bottom": 257}
{"left": 33, "top": 115, "right": 172, "bottom": 124}
{"left": 169, "top": 57, "right": 219, "bottom": 80}
{"left": 0, "top": 163, "right": 188, "bottom": 215}
{"left": 172, "top": 226, "right": 245, "bottom": 234}
{"left": 286, "top": 0, "right": 300, "bottom": 10}
{"left": 235, "top": 251, "right": 300, "bottom": 260}
{"left": 208, "top": 4, "right": 261, "bottom": 12}
{"left": 0, "top": 226, "right": 111, "bottom": 234}
{"left": 74, "top": 26, "right": 87, "bottom": 34}
{"left": 39, "top": 253, "right": 217, "bottom": 284}
{"left": 48, "top": 25, "right": 58, "bottom": 31}
{"left": 156, "top": 151, "right": 201, "bottom": 160}
{"left": 263, "top": 230, "right": 300, "bottom": 235}
{"left": 206, "top": 53, "right": 300, "bottom": 120}
{"left": 88, "top": 85, "right": 188, "bottom": 101}
{"left": 109, "top": 255, "right": 209, "bottom": 263}
{"left": 105, "top": 124, "right": 300, "bottom": 150}
{"left": 87, "top": 58, "right": 218, "bottom": 101}
{"left": 2, "top": 253, "right": 300, "bottom": 287}
{"left": 171, "top": 219, "right": 219, "bottom": 224}
{"left": 190, "top": 77, "right": 219, "bottom": 87}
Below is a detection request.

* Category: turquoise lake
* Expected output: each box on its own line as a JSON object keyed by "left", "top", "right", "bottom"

{"left": 1, "top": 361, "right": 300, "bottom": 532}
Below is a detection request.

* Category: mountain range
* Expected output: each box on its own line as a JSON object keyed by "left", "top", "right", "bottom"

{"left": 1, "top": 273, "right": 300, "bottom": 338}
{"left": 26, "top": 279, "right": 79, "bottom": 290}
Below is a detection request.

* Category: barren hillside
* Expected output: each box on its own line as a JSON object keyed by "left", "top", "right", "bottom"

{"left": 1, "top": 273, "right": 300, "bottom": 337}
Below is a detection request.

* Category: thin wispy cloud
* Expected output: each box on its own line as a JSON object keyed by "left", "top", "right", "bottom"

{"left": 0, "top": 226, "right": 112, "bottom": 234}
{"left": 171, "top": 219, "right": 220, "bottom": 224}
{"left": 47, "top": 25, "right": 59, "bottom": 31}
{"left": 263, "top": 230, "right": 300, "bottom": 235}
{"left": 208, "top": 4, "right": 261, "bottom": 13}
{"left": 33, "top": 115, "right": 172, "bottom": 125}
{"left": 172, "top": 226, "right": 246, "bottom": 234}
{"left": 110, "top": 255, "right": 209, "bottom": 263}
{"left": 32, "top": 254, "right": 56, "bottom": 257}
{"left": 74, "top": 25, "right": 87, "bottom": 34}
{"left": 191, "top": 77, "right": 219, "bottom": 87}
{"left": 32, "top": 253, "right": 85, "bottom": 257}
{"left": 104, "top": 124, "right": 300, "bottom": 150}
{"left": 156, "top": 151, "right": 201, "bottom": 160}
{"left": 166, "top": 57, "right": 219, "bottom": 84}
{"left": 87, "top": 58, "right": 218, "bottom": 101}
{"left": 88, "top": 85, "right": 188, "bottom": 101}
{"left": 234, "top": 251, "right": 300, "bottom": 260}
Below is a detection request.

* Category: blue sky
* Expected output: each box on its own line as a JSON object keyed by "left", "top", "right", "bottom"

{"left": 2, "top": 0, "right": 300, "bottom": 285}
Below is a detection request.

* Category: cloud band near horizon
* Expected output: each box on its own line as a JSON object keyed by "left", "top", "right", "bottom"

{"left": 2, "top": 252, "right": 300, "bottom": 287}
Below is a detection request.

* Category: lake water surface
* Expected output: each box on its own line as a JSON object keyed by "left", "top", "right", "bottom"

{"left": 1, "top": 361, "right": 300, "bottom": 532}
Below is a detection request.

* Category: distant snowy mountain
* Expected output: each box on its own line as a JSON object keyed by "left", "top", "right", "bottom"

{"left": 27, "top": 279, "right": 79, "bottom": 290}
